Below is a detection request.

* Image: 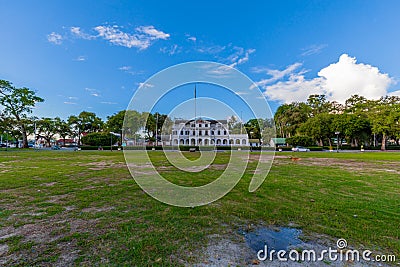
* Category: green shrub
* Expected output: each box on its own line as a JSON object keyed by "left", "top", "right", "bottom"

{"left": 81, "top": 132, "right": 120, "bottom": 146}
{"left": 286, "top": 136, "right": 315, "bottom": 147}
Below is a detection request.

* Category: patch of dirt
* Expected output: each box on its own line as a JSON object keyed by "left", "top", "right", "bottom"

{"left": 41, "top": 182, "right": 57, "bottom": 187}
{"left": 190, "top": 227, "right": 393, "bottom": 267}
{"left": 79, "top": 161, "right": 127, "bottom": 170}
{"left": 81, "top": 206, "right": 115, "bottom": 213}
{"left": 274, "top": 156, "right": 400, "bottom": 174}
{"left": 55, "top": 240, "right": 80, "bottom": 267}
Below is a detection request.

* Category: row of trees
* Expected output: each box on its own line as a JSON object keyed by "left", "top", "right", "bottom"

{"left": 274, "top": 94, "right": 400, "bottom": 150}
{"left": 2, "top": 79, "right": 399, "bottom": 150}
{"left": 0, "top": 80, "right": 174, "bottom": 147}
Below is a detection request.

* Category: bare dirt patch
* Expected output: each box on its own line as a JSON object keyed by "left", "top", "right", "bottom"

{"left": 79, "top": 160, "right": 127, "bottom": 170}
{"left": 274, "top": 156, "right": 400, "bottom": 174}
{"left": 191, "top": 227, "right": 393, "bottom": 267}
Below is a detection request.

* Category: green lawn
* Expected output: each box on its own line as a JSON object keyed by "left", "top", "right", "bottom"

{"left": 0, "top": 150, "right": 399, "bottom": 266}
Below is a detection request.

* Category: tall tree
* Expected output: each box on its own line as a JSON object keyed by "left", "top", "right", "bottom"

{"left": 68, "top": 111, "right": 103, "bottom": 145}
{"left": 37, "top": 117, "right": 58, "bottom": 147}
{"left": 55, "top": 118, "right": 72, "bottom": 146}
{"left": 369, "top": 96, "right": 400, "bottom": 150}
{"left": 0, "top": 80, "right": 44, "bottom": 148}
{"left": 307, "top": 94, "right": 329, "bottom": 117}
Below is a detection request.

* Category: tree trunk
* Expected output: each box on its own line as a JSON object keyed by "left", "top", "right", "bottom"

{"left": 381, "top": 134, "right": 386, "bottom": 151}
{"left": 21, "top": 123, "right": 29, "bottom": 148}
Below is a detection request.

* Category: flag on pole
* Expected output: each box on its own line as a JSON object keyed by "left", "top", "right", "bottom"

{"left": 194, "top": 83, "right": 197, "bottom": 99}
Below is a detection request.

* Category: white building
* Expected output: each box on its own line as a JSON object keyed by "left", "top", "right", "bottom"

{"left": 169, "top": 119, "right": 248, "bottom": 146}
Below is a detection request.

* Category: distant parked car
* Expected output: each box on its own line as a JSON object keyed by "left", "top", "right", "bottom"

{"left": 0, "top": 143, "right": 7, "bottom": 148}
{"left": 52, "top": 145, "right": 61, "bottom": 150}
{"left": 292, "top": 146, "right": 310, "bottom": 152}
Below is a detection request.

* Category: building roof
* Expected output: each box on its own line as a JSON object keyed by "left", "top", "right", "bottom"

{"left": 271, "top": 138, "right": 286, "bottom": 144}
{"left": 174, "top": 119, "right": 227, "bottom": 124}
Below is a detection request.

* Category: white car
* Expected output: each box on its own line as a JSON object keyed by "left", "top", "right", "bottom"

{"left": 292, "top": 146, "right": 310, "bottom": 152}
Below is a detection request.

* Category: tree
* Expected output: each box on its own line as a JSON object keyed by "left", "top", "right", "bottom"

{"left": 106, "top": 110, "right": 125, "bottom": 133}
{"left": 244, "top": 119, "right": 261, "bottom": 139}
{"left": 227, "top": 115, "right": 243, "bottom": 134}
{"left": 299, "top": 113, "right": 334, "bottom": 146}
{"left": 36, "top": 117, "right": 58, "bottom": 147}
{"left": 0, "top": 80, "right": 44, "bottom": 148}
{"left": 307, "top": 94, "right": 329, "bottom": 117}
{"left": 68, "top": 111, "right": 103, "bottom": 145}
{"left": 123, "top": 110, "right": 146, "bottom": 141}
{"left": 274, "top": 102, "right": 311, "bottom": 138}
{"left": 286, "top": 136, "right": 315, "bottom": 147}
{"left": 81, "top": 132, "right": 119, "bottom": 146}
{"left": 368, "top": 96, "right": 400, "bottom": 150}
{"left": 144, "top": 112, "right": 168, "bottom": 138}
{"left": 55, "top": 118, "right": 72, "bottom": 146}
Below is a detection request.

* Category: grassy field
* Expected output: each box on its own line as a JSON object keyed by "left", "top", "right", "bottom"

{"left": 0, "top": 150, "right": 399, "bottom": 266}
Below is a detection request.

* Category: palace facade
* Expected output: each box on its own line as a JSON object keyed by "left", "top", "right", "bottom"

{"left": 170, "top": 119, "right": 248, "bottom": 146}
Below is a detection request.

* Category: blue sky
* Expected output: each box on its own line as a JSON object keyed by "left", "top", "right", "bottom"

{"left": 1, "top": 0, "right": 400, "bottom": 121}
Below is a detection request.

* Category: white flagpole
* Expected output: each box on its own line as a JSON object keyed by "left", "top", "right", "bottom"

{"left": 194, "top": 84, "right": 197, "bottom": 146}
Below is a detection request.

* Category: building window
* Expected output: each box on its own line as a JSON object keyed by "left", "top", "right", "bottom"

{"left": 199, "top": 131, "right": 202, "bottom": 136}
{"left": 199, "top": 124, "right": 202, "bottom": 127}
{"left": 191, "top": 124, "right": 195, "bottom": 127}
{"left": 205, "top": 130, "right": 208, "bottom": 135}
{"left": 192, "top": 131, "right": 195, "bottom": 135}
{"left": 224, "top": 130, "right": 227, "bottom": 135}
{"left": 211, "top": 131, "right": 214, "bottom": 135}
{"left": 180, "top": 131, "right": 183, "bottom": 135}
{"left": 218, "top": 130, "right": 221, "bottom": 135}
{"left": 205, "top": 124, "right": 208, "bottom": 127}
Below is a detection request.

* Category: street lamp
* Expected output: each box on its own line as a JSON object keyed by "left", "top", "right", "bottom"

{"left": 5, "top": 131, "right": 9, "bottom": 151}
{"left": 335, "top": 131, "right": 340, "bottom": 152}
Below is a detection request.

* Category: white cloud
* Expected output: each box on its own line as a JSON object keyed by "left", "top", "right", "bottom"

{"left": 85, "top": 87, "right": 101, "bottom": 97}
{"left": 259, "top": 54, "right": 394, "bottom": 103}
{"left": 68, "top": 96, "right": 78, "bottom": 100}
{"left": 251, "top": 63, "right": 303, "bottom": 88}
{"left": 196, "top": 45, "right": 226, "bottom": 54}
{"left": 264, "top": 75, "right": 325, "bottom": 103}
{"left": 136, "top": 25, "right": 170, "bottom": 40}
{"left": 70, "top": 27, "right": 95, "bottom": 40}
{"left": 119, "top": 66, "right": 144, "bottom": 76}
{"left": 319, "top": 54, "right": 393, "bottom": 102}
{"left": 64, "top": 101, "right": 77, "bottom": 105}
{"left": 94, "top": 25, "right": 169, "bottom": 50}
{"left": 138, "top": 82, "right": 154, "bottom": 88}
{"left": 301, "top": 44, "right": 328, "bottom": 56}
{"left": 388, "top": 90, "right": 400, "bottom": 96}
{"left": 160, "top": 44, "right": 181, "bottom": 55}
{"left": 47, "top": 32, "right": 62, "bottom": 45}
{"left": 227, "top": 47, "right": 255, "bottom": 68}
{"left": 100, "top": 101, "right": 117, "bottom": 105}
{"left": 74, "top": 55, "right": 87, "bottom": 61}
{"left": 119, "top": 66, "right": 131, "bottom": 71}
{"left": 187, "top": 36, "right": 196, "bottom": 42}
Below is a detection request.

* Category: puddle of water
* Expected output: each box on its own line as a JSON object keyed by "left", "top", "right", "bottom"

{"left": 243, "top": 227, "right": 303, "bottom": 252}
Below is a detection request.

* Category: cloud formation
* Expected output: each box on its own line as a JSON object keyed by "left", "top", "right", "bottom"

{"left": 257, "top": 54, "right": 394, "bottom": 103}
{"left": 58, "top": 25, "right": 170, "bottom": 50}
{"left": 47, "top": 32, "right": 62, "bottom": 45}
{"left": 301, "top": 44, "right": 328, "bottom": 56}
{"left": 93, "top": 25, "right": 169, "bottom": 49}
{"left": 227, "top": 47, "right": 255, "bottom": 68}
{"left": 318, "top": 54, "right": 393, "bottom": 102}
